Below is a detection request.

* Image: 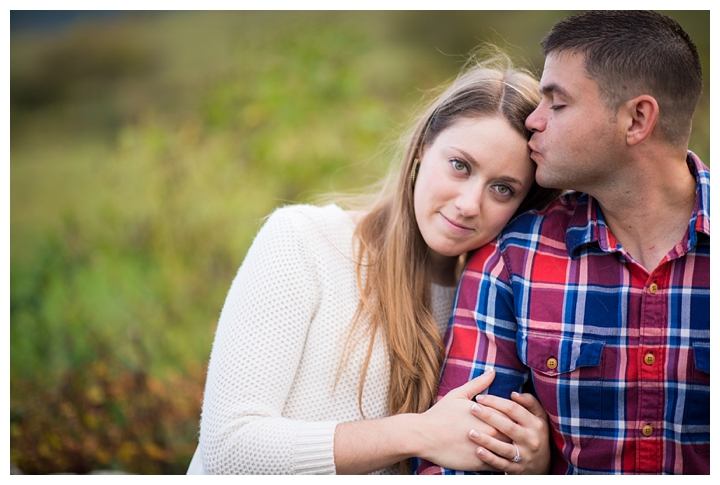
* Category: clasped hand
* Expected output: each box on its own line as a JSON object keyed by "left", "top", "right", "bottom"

{"left": 417, "top": 369, "right": 551, "bottom": 474}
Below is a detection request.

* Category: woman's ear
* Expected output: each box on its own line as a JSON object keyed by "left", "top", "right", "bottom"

{"left": 622, "top": 94, "right": 659, "bottom": 146}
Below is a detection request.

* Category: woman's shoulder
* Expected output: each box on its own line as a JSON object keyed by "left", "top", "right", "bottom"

{"left": 260, "top": 203, "right": 355, "bottom": 247}
{"left": 250, "top": 204, "right": 357, "bottom": 273}
{"left": 271, "top": 203, "right": 343, "bottom": 219}
{"left": 267, "top": 203, "right": 350, "bottom": 229}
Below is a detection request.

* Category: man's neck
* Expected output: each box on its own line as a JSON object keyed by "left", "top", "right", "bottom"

{"left": 592, "top": 152, "right": 696, "bottom": 274}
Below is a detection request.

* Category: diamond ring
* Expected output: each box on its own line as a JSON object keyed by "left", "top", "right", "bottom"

{"left": 512, "top": 443, "right": 521, "bottom": 463}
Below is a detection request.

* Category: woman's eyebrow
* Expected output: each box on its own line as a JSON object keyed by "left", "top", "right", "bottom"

{"left": 496, "top": 175, "right": 526, "bottom": 187}
{"left": 450, "top": 147, "right": 479, "bottom": 168}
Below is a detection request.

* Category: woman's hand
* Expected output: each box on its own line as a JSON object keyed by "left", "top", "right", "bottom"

{"left": 335, "top": 369, "right": 502, "bottom": 474}
{"left": 466, "top": 391, "right": 551, "bottom": 474}
{"left": 334, "top": 369, "right": 550, "bottom": 474}
{"left": 415, "top": 369, "right": 507, "bottom": 472}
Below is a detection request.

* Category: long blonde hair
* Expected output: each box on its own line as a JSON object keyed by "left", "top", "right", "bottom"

{"left": 342, "top": 51, "right": 560, "bottom": 440}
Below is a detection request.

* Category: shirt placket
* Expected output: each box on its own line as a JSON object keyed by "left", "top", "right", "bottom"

{"left": 636, "top": 264, "right": 669, "bottom": 473}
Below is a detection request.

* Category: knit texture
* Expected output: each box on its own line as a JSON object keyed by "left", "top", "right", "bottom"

{"left": 191, "top": 204, "right": 455, "bottom": 474}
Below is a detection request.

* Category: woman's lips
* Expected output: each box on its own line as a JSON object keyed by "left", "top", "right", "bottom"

{"left": 441, "top": 213, "right": 473, "bottom": 232}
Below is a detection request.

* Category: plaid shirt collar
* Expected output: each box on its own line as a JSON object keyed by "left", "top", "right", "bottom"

{"left": 565, "top": 151, "right": 710, "bottom": 259}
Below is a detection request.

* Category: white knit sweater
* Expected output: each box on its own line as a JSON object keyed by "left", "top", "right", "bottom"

{"left": 188, "top": 204, "right": 456, "bottom": 474}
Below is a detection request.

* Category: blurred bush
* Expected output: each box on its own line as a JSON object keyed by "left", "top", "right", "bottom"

{"left": 11, "top": 22, "right": 156, "bottom": 109}
{"left": 10, "top": 353, "right": 204, "bottom": 474}
{"left": 10, "top": 10, "right": 710, "bottom": 474}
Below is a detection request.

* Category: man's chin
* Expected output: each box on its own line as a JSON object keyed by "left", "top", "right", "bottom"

{"left": 535, "top": 173, "right": 563, "bottom": 190}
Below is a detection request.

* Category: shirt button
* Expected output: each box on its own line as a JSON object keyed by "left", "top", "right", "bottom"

{"left": 546, "top": 357, "right": 558, "bottom": 370}
{"left": 649, "top": 282, "right": 658, "bottom": 294}
{"left": 642, "top": 424, "right": 653, "bottom": 437}
{"left": 644, "top": 352, "right": 655, "bottom": 365}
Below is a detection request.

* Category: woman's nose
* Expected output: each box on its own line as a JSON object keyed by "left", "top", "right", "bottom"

{"left": 455, "top": 186, "right": 482, "bottom": 217}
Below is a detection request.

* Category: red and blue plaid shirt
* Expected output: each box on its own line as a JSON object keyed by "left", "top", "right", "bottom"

{"left": 417, "top": 152, "right": 710, "bottom": 475}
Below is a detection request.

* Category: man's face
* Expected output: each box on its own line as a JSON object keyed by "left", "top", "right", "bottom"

{"left": 525, "top": 52, "right": 623, "bottom": 192}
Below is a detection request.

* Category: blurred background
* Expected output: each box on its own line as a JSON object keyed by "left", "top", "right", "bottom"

{"left": 10, "top": 10, "right": 710, "bottom": 474}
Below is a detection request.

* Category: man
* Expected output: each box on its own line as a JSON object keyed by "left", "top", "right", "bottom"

{"left": 417, "top": 11, "right": 709, "bottom": 474}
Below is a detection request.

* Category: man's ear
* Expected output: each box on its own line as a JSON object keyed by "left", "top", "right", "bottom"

{"left": 623, "top": 95, "right": 659, "bottom": 146}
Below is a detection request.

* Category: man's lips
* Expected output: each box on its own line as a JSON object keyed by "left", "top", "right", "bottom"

{"left": 528, "top": 144, "right": 541, "bottom": 162}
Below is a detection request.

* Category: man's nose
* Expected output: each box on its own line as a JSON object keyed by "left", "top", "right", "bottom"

{"left": 525, "top": 107, "right": 545, "bottom": 132}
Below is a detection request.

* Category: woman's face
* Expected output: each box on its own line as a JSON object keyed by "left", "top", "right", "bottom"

{"left": 413, "top": 116, "right": 535, "bottom": 260}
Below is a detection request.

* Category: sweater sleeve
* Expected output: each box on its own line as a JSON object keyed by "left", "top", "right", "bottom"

{"left": 199, "top": 207, "right": 339, "bottom": 474}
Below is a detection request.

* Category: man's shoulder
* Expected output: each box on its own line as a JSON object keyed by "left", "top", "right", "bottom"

{"left": 499, "top": 191, "right": 584, "bottom": 244}
{"left": 465, "top": 192, "right": 585, "bottom": 274}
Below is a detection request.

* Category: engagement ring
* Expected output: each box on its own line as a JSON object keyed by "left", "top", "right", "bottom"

{"left": 512, "top": 443, "right": 521, "bottom": 463}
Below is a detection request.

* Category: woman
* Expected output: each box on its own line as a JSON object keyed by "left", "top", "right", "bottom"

{"left": 187, "top": 52, "right": 562, "bottom": 475}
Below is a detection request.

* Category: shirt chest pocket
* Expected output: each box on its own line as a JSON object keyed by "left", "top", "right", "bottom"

{"left": 685, "top": 342, "right": 709, "bottom": 453}
{"left": 520, "top": 332, "right": 608, "bottom": 446}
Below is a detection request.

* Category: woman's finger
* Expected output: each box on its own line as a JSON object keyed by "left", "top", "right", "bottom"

{"left": 469, "top": 428, "right": 548, "bottom": 474}
{"left": 469, "top": 428, "right": 517, "bottom": 460}
{"left": 510, "top": 391, "right": 548, "bottom": 419}
{"left": 470, "top": 400, "right": 518, "bottom": 443}
{"left": 466, "top": 432, "right": 506, "bottom": 474}
{"left": 474, "top": 392, "right": 540, "bottom": 429}
{"left": 468, "top": 395, "right": 552, "bottom": 474}
{"left": 444, "top": 369, "right": 495, "bottom": 400}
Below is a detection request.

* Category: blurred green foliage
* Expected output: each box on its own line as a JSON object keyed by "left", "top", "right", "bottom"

{"left": 10, "top": 11, "right": 710, "bottom": 474}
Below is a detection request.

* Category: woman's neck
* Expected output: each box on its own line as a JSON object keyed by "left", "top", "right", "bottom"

{"left": 428, "top": 250, "right": 460, "bottom": 287}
